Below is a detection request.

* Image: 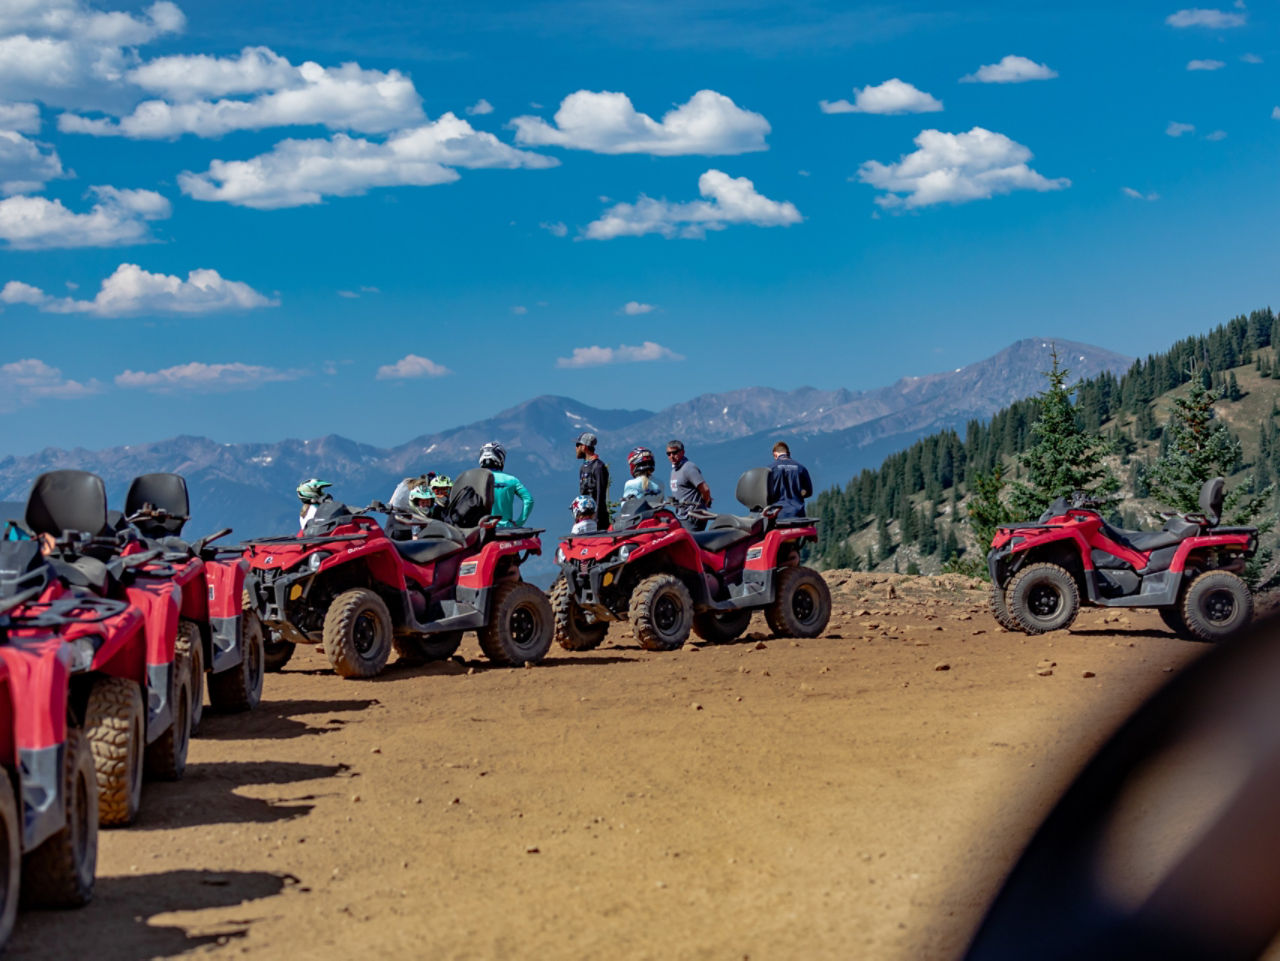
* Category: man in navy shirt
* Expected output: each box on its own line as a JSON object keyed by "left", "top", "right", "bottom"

{"left": 767, "top": 441, "right": 812, "bottom": 518}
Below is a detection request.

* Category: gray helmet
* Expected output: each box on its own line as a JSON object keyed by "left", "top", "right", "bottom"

{"left": 575, "top": 431, "right": 598, "bottom": 449}
{"left": 478, "top": 441, "right": 506, "bottom": 470}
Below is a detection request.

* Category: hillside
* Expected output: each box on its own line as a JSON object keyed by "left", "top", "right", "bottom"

{"left": 814, "top": 308, "right": 1280, "bottom": 580}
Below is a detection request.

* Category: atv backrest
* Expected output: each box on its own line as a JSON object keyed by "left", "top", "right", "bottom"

{"left": 126, "top": 472, "right": 190, "bottom": 536}
{"left": 1200, "top": 476, "right": 1225, "bottom": 527}
{"left": 736, "top": 468, "right": 771, "bottom": 513}
{"left": 448, "top": 468, "right": 494, "bottom": 528}
{"left": 25, "top": 469, "right": 109, "bottom": 538}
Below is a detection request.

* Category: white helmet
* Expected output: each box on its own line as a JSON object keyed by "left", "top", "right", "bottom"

{"left": 478, "top": 441, "right": 506, "bottom": 470}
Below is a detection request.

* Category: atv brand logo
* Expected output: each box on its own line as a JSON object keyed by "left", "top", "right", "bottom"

{"left": 580, "top": 548, "right": 588, "bottom": 556}
{"left": 460, "top": 561, "right": 478, "bottom": 577}
{"left": 264, "top": 556, "right": 273, "bottom": 564}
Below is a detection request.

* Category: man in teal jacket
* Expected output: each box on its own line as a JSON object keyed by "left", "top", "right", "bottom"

{"left": 478, "top": 441, "right": 534, "bottom": 527}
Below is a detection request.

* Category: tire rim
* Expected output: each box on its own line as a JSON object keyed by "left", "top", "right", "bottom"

{"left": 792, "top": 585, "right": 817, "bottom": 625}
{"left": 510, "top": 604, "right": 538, "bottom": 648}
{"left": 1204, "top": 589, "right": 1236, "bottom": 623}
{"left": 654, "top": 592, "right": 682, "bottom": 635}
{"left": 1028, "top": 583, "right": 1062, "bottom": 619}
{"left": 354, "top": 610, "right": 380, "bottom": 656}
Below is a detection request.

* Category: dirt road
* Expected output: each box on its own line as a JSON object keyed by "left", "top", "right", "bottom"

{"left": 13, "top": 573, "right": 1210, "bottom": 960}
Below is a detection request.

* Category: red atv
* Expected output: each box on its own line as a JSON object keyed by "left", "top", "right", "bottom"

{"left": 551, "top": 468, "right": 831, "bottom": 651}
{"left": 242, "top": 469, "right": 553, "bottom": 678}
{"left": 987, "top": 477, "right": 1257, "bottom": 641}
{"left": 20, "top": 470, "right": 195, "bottom": 827}
{"left": 0, "top": 562, "right": 115, "bottom": 938}
{"left": 118, "top": 473, "right": 266, "bottom": 725}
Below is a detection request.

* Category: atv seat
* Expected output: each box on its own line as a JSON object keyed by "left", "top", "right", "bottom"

{"left": 1100, "top": 524, "right": 1187, "bottom": 552}
{"left": 394, "top": 538, "right": 465, "bottom": 565}
{"left": 49, "top": 556, "right": 112, "bottom": 593}
{"left": 693, "top": 526, "right": 756, "bottom": 554}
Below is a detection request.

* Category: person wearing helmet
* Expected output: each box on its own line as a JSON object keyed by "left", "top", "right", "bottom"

{"left": 575, "top": 431, "right": 611, "bottom": 529}
{"left": 569, "top": 494, "right": 597, "bottom": 534}
{"left": 389, "top": 471, "right": 436, "bottom": 512}
{"left": 478, "top": 442, "right": 533, "bottom": 527}
{"left": 621, "top": 446, "right": 663, "bottom": 502}
{"left": 297, "top": 478, "right": 333, "bottom": 530}
{"left": 426, "top": 474, "right": 453, "bottom": 520}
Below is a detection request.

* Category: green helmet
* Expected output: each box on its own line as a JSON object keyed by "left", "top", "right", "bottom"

{"left": 297, "top": 479, "right": 333, "bottom": 504}
{"left": 409, "top": 484, "right": 433, "bottom": 503}
{"left": 430, "top": 474, "right": 453, "bottom": 491}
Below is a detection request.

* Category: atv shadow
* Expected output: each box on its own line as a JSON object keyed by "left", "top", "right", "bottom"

{"left": 1070, "top": 628, "right": 1206, "bottom": 642}
{"left": 10, "top": 868, "right": 299, "bottom": 960}
{"left": 197, "top": 697, "right": 379, "bottom": 741}
{"left": 130, "top": 759, "right": 354, "bottom": 831}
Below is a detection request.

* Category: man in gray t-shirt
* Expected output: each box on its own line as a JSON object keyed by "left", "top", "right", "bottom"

{"left": 666, "top": 439, "right": 712, "bottom": 528}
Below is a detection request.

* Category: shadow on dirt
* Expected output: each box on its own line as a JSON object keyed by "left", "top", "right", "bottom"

{"left": 197, "top": 697, "right": 379, "bottom": 741}
{"left": 1070, "top": 628, "right": 1201, "bottom": 642}
{"left": 129, "top": 760, "right": 354, "bottom": 831}
{"left": 10, "top": 868, "right": 300, "bottom": 960}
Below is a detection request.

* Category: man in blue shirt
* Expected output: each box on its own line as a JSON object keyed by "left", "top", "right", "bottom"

{"left": 767, "top": 442, "right": 812, "bottom": 519}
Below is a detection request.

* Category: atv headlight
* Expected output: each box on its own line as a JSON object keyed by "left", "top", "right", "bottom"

{"left": 618, "top": 544, "right": 633, "bottom": 562}
{"left": 556, "top": 547, "right": 566, "bottom": 564}
{"left": 68, "top": 636, "right": 98, "bottom": 673}
{"left": 307, "top": 551, "right": 330, "bottom": 572}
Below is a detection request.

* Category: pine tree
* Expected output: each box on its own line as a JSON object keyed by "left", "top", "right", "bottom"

{"left": 1147, "top": 376, "right": 1245, "bottom": 513}
{"left": 965, "top": 465, "right": 1010, "bottom": 555}
{"left": 876, "top": 516, "right": 893, "bottom": 561}
{"left": 1008, "top": 349, "right": 1117, "bottom": 518}
{"left": 1228, "top": 371, "right": 1243, "bottom": 401}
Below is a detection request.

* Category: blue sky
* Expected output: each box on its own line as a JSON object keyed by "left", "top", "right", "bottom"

{"left": 0, "top": 0, "right": 1276, "bottom": 455}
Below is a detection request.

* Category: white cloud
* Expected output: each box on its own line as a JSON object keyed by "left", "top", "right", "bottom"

{"left": 857, "top": 127, "right": 1069, "bottom": 209}
{"left": 60, "top": 55, "right": 424, "bottom": 139}
{"left": 0, "top": 186, "right": 169, "bottom": 249}
{"left": 584, "top": 169, "right": 801, "bottom": 240}
{"left": 125, "top": 45, "right": 297, "bottom": 99}
{"left": 178, "top": 113, "right": 555, "bottom": 209}
{"left": 511, "top": 89, "right": 770, "bottom": 156}
{"left": 116, "top": 361, "right": 299, "bottom": 392}
{"left": 0, "top": 358, "right": 100, "bottom": 412}
{"left": 1205, "top": 129, "right": 1227, "bottom": 140}
{"left": 0, "top": 129, "right": 65, "bottom": 195}
{"left": 0, "top": 102, "right": 40, "bottom": 134}
{"left": 556, "top": 341, "right": 684, "bottom": 368}
{"left": 511, "top": 305, "right": 527, "bottom": 315}
{"left": 466, "top": 98, "right": 493, "bottom": 116}
{"left": 1272, "top": 106, "right": 1280, "bottom": 120}
{"left": 1, "top": 263, "right": 277, "bottom": 316}
{"left": 1241, "top": 53, "right": 1263, "bottom": 63}
{"left": 1187, "top": 58, "right": 1226, "bottom": 70}
{"left": 1122, "top": 187, "right": 1159, "bottom": 201}
{"left": 338, "top": 289, "right": 359, "bottom": 298}
{"left": 622, "top": 301, "right": 656, "bottom": 315}
{"left": 539, "top": 220, "right": 568, "bottom": 237}
{"left": 1166, "top": 8, "right": 1247, "bottom": 27}
{"left": 376, "top": 354, "right": 451, "bottom": 379}
{"left": 819, "top": 78, "right": 943, "bottom": 115}
{"left": 0, "top": 0, "right": 184, "bottom": 111}
{"left": 1167, "top": 121, "right": 1196, "bottom": 136}
{"left": 961, "top": 55, "right": 1058, "bottom": 84}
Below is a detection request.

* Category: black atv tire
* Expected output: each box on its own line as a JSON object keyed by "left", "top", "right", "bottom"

{"left": 988, "top": 584, "right": 1023, "bottom": 632}
{"left": 180, "top": 620, "right": 204, "bottom": 735}
{"left": 145, "top": 652, "right": 192, "bottom": 782}
{"left": 323, "top": 588, "right": 393, "bottom": 678}
{"left": 1181, "top": 570, "right": 1253, "bottom": 642}
{"left": 208, "top": 600, "right": 265, "bottom": 713}
{"left": 21, "top": 728, "right": 97, "bottom": 908}
{"left": 84, "top": 677, "right": 144, "bottom": 827}
{"left": 0, "top": 771, "right": 20, "bottom": 944}
{"left": 765, "top": 567, "right": 832, "bottom": 638}
{"left": 479, "top": 582, "right": 553, "bottom": 666}
{"left": 1006, "top": 563, "right": 1080, "bottom": 635}
{"left": 550, "top": 576, "right": 608, "bottom": 651}
{"left": 629, "top": 574, "right": 694, "bottom": 651}
{"left": 692, "top": 609, "right": 753, "bottom": 644}
{"left": 393, "top": 631, "right": 463, "bottom": 662}
{"left": 1157, "top": 605, "right": 1192, "bottom": 638}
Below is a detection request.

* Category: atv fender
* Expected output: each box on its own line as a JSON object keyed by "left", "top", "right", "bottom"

{"left": 124, "top": 582, "right": 180, "bottom": 743}
{"left": 0, "top": 646, "right": 74, "bottom": 850}
{"left": 204, "top": 558, "right": 247, "bottom": 673}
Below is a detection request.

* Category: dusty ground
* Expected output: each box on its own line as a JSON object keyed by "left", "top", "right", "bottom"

{"left": 13, "top": 573, "right": 1227, "bottom": 960}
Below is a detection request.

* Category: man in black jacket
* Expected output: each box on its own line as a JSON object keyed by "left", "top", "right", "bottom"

{"left": 767, "top": 441, "right": 812, "bottom": 518}
{"left": 576, "top": 432, "right": 611, "bottom": 529}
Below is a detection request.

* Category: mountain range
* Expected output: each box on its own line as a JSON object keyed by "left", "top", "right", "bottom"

{"left": 0, "top": 339, "right": 1132, "bottom": 568}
